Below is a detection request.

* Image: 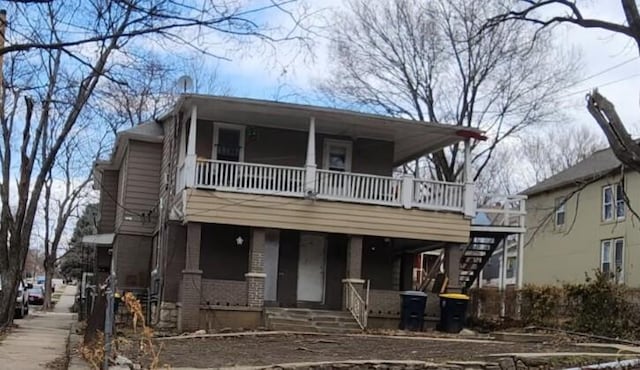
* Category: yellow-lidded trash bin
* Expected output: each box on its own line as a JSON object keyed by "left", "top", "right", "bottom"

{"left": 438, "top": 293, "right": 470, "bottom": 333}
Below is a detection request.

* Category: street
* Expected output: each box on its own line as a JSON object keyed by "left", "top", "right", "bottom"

{"left": 0, "top": 284, "right": 76, "bottom": 369}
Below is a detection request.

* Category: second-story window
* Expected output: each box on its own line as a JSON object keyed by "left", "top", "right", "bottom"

{"left": 602, "top": 183, "right": 625, "bottom": 222}
{"left": 323, "top": 139, "right": 352, "bottom": 172}
{"left": 554, "top": 197, "right": 566, "bottom": 227}
{"left": 214, "top": 123, "right": 245, "bottom": 162}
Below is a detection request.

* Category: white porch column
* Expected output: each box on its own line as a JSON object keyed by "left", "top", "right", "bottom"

{"left": 516, "top": 234, "right": 524, "bottom": 289}
{"left": 401, "top": 174, "right": 414, "bottom": 209}
{"left": 184, "top": 105, "right": 198, "bottom": 188}
{"left": 463, "top": 138, "right": 476, "bottom": 218}
{"left": 500, "top": 243, "right": 508, "bottom": 317}
{"left": 304, "top": 116, "right": 317, "bottom": 195}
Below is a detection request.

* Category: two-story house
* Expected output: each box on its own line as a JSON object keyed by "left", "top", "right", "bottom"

{"left": 523, "top": 147, "right": 638, "bottom": 286}
{"left": 91, "top": 95, "right": 525, "bottom": 333}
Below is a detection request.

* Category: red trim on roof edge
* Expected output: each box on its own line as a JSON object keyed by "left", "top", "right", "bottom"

{"left": 456, "top": 129, "right": 487, "bottom": 141}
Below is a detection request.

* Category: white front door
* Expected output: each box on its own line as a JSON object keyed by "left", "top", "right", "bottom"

{"left": 264, "top": 231, "right": 280, "bottom": 302}
{"left": 297, "top": 233, "right": 326, "bottom": 302}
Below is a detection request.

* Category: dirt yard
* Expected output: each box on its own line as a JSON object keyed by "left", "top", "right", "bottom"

{"left": 120, "top": 333, "right": 622, "bottom": 369}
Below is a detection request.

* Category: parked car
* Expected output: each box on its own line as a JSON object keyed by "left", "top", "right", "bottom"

{"left": 35, "top": 276, "right": 54, "bottom": 292}
{"left": 15, "top": 280, "right": 31, "bottom": 318}
{"left": 28, "top": 285, "right": 44, "bottom": 305}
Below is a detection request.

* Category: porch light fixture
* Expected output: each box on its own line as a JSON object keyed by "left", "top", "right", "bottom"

{"left": 236, "top": 236, "right": 244, "bottom": 246}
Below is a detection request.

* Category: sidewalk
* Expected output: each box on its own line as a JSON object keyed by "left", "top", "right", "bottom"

{"left": 0, "top": 284, "right": 77, "bottom": 369}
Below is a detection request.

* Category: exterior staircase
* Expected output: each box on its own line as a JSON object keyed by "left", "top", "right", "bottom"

{"left": 459, "top": 230, "right": 507, "bottom": 292}
{"left": 264, "top": 307, "right": 362, "bottom": 334}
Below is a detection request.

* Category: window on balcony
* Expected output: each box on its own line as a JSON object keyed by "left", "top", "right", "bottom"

{"left": 323, "top": 139, "right": 352, "bottom": 172}
{"left": 214, "top": 123, "right": 245, "bottom": 162}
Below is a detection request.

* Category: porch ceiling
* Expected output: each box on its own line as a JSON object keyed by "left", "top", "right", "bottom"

{"left": 179, "top": 95, "right": 483, "bottom": 166}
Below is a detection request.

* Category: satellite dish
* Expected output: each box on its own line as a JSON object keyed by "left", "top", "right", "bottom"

{"left": 176, "top": 75, "right": 194, "bottom": 93}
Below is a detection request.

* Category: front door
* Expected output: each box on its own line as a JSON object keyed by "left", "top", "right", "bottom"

{"left": 297, "top": 233, "right": 326, "bottom": 302}
{"left": 264, "top": 231, "right": 280, "bottom": 302}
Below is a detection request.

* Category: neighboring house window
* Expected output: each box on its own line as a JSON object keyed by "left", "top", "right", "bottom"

{"left": 601, "top": 238, "right": 624, "bottom": 283}
{"left": 555, "top": 197, "right": 566, "bottom": 227}
{"left": 602, "top": 183, "right": 625, "bottom": 221}
{"left": 616, "top": 183, "right": 625, "bottom": 219}
{"left": 506, "top": 256, "right": 516, "bottom": 279}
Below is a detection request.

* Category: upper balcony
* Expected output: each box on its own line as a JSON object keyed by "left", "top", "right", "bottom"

{"left": 188, "top": 158, "right": 466, "bottom": 213}
{"left": 170, "top": 95, "right": 512, "bottom": 242}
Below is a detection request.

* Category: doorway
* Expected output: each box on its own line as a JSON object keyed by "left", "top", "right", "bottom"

{"left": 264, "top": 230, "right": 280, "bottom": 302}
{"left": 297, "top": 233, "right": 326, "bottom": 303}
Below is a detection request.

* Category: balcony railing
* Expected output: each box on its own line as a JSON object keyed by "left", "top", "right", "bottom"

{"left": 191, "top": 159, "right": 471, "bottom": 213}
{"left": 316, "top": 169, "right": 402, "bottom": 206}
{"left": 195, "top": 159, "right": 306, "bottom": 197}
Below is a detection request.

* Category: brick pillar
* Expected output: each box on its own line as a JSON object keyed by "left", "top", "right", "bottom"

{"left": 178, "top": 223, "right": 202, "bottom": 332}
{"left": 444, "top": 244, "right": 464, "bottom": 293}
{"left": 342, "top": 235, "right": 365, "bottom": 310}
{"left": 246, "top": 228, "right": 266, "bottom": 307}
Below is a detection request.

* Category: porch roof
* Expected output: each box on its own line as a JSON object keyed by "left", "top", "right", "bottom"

{"left": 175, "top": 95, "right": 485, "bottom": 166}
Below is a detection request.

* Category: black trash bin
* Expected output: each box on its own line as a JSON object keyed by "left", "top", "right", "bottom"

{"left": 399, "top": 290, "right": 427, "bottom": 331}
{"left": 438, "top": 293, "right": 470, "bottom": 333}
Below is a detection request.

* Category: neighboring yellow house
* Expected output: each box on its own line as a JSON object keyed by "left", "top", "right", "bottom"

{"left": 523, "top": 147, "right": 639, "bottom": 286}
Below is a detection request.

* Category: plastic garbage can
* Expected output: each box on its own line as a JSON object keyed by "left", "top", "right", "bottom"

{"left": 399, "top": 290, "right": 427, "bottom": 331}
{"left": 438, "top": 293, "right": 470, "bottom": 333}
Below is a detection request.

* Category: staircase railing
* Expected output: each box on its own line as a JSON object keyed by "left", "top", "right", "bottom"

{"left": 344, "top": 280, "right": 369, "bottom": 329}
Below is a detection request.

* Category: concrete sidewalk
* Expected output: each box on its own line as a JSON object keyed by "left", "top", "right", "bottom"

{"left": 0, "top": 284, "right": 76, "bottom": 369}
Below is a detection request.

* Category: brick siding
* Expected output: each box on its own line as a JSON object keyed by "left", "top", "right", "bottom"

{"left": 201, "top": 279, "right": 247, "bottom": 306}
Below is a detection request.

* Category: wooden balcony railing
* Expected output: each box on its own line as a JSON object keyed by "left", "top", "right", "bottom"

{"left": 190, "top": 159, "right": 475, "bottom": 214}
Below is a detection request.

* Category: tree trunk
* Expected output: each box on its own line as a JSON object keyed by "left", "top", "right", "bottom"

{"left": 0, "top": 264, "right": 20, "bottom": 326}
{"left": 42, "top": 257, "right": 55, "bottom": 310}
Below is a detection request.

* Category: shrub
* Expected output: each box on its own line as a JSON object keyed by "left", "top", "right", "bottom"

{"left": 519, "top": 284, "right": 564, "bottom": 326}
{"left": 564, "top": 270, "right": 640, "bottom": 340}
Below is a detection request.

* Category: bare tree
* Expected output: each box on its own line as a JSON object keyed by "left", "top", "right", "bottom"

{"left": 320, "top": 0, "right": 577, "bottom": 182}
{"left": 520, "top": 125, "right": 605, "bottom": 184}
{"left": 38, "top": 137, "right": 99, "bottom": 310}
{"left": 0, "top": 0, "right": 310, "bottom": 327}
{"left": 475, "top": 125, "right": 604, "bottom": 201}
{"left": 490, "top": 0, "right": 640, "bottom": 173}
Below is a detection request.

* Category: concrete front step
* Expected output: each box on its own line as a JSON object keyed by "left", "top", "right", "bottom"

{"left": 265, "top": 308, "right": 363, "bottom": 334}
{"left": 268, "top": 317, "right": 360, "bottom": 329}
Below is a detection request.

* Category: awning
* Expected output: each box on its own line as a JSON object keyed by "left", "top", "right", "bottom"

{"left": 81, "top": 233, "right": 115, "bottom": 245}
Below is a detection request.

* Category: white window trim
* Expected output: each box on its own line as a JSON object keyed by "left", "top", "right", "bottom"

{"left": 322, "top": 139, "right": 353, "bottom": 172}
{"left": 602, "top": 183, "right": 625, "bottom": 222}
{"left": 602, "top": 185, "right": 614, "bottom": 222}
{"left": 212, "top": 122, "right": 246, "bottom": 162}
{"left": 615, "top": 183, "right": 626, "bottom": 220}
{"left": 555, "top": 198, "right": 566, "bottom": 227}
{"left": 601, "top": 238, "right": 624, "bottom": 284}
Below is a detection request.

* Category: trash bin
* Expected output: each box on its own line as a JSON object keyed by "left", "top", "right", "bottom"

{"left": 438, "top": 293, "right": 470, "bottom": 333}
{"left": 399, "top": 290, "right": 427, "bottom": 331}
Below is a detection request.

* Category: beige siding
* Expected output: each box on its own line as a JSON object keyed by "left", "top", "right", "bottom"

{"left": 98, "top": 170, "right": 118, "bottom": 234}
{"left": 525, "top": 171, "right": 640, "bottom": 287}
{"left": 185, "top": 190, "right": 470, "bottom": 243}
{"left": 117, "top": 140, "right": 163, "bottom": 236}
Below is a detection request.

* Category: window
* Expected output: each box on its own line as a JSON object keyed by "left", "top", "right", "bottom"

{"left": 213, "top": 123, "right": 245, "bottom": 162}
{"left": 323, "top": 139, "right": 352, "bottom": 172}
{"left": 616, "top": 183, "right": 625, "bottom": 219}
{"left": 602, "top": 183, "right": 625, "bottom": 222}
{"left": 506, "top": 256, "right": 517, "bottom": 279}
{"left": 601, "top": 238, "right": 624, "bottom": 283}
{"left": 555, "top": 197, "right": 566, "bottom": 227}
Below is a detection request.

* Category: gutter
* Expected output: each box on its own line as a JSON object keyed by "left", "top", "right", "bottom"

{"left": 563, "top": 358, "right": 640, "bottom": 370}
